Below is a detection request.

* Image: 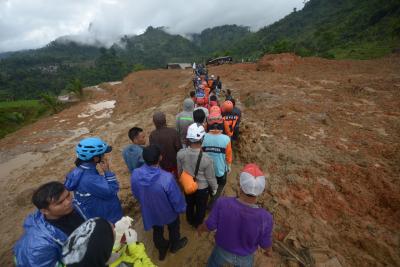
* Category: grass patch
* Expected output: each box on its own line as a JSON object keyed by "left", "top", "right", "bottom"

{"left": 0, "top": 100, "right": 49, "bottom": 138}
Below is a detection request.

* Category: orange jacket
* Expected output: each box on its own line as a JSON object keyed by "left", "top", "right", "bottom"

{"left": 223, "top": 114, "right": 239, "bottom": 137}
{"left": 208, "top": 79, "right": 214, "bottom": 88}
{"left": 204, "top": 87, "right": 210, "bottom": 103}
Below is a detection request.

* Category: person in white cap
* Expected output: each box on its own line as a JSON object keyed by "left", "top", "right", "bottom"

{"left": 177, "top": 123, "right": 218, "bottom": 228}
{"left": 198, "top": 163, "right": 273, "bottom": 267}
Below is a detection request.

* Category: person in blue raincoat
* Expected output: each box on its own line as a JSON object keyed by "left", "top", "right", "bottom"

{"left": 65, "top": 137, "right": 123, "bottom": 224}
{"left": 14, "top": 181, "right": 87, "bottom": 267}
{"left": 130, "top": 144, "right": 187, "bottom": 261}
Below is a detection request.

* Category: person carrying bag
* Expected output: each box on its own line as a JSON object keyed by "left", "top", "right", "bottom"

{"left": 179, "top": 150, "right": 202, "bottom": 194}
{"left": 177, "top": 123, "right": 218, "bottom": 228}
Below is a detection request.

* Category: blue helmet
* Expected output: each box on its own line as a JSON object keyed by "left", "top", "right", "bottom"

{"left": 76, "top": 137, "right": 112, "bottom": 160}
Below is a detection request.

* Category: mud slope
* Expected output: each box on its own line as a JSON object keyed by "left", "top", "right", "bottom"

{"left": 1, "top": 55, "right": 399, "bottom": 266}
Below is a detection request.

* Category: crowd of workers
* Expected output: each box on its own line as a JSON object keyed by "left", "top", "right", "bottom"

{"left": 13, "top": 63, "right": 273, "bottom": 267}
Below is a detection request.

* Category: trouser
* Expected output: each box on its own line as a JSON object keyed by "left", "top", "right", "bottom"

{"left": 207, "top": 245, "right": 254, "bottom": 267}
{"left": 185, "top": 188, "right": 209, "bottom": 227}
{"left": 152, "top": 216, "right": 180, "bottom": 251}
{"left": 208, "top": 173, "right": 227, "bottom": 208}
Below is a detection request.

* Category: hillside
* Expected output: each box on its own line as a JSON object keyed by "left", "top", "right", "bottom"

{"left": 0, "top": 0, "right": 399, "bottom": 101}
{"left": 234, "top": 0, "right": 400, "bottom": 59}
{"left": 0, "top": 54, "right": 399, "bottom": 266}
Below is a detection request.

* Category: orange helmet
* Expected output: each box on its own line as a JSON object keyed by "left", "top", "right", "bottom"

{"left": 209, "top": 105, "right": 221, "bottom": 115}
{"left": 222, "top": 100, "right": 233, "bottom": 112}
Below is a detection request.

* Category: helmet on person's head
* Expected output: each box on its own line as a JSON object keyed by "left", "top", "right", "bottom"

{"left": 211, "top": 75, "right": 215, "bottom": 79}
{"left": 186, "top": 123, "right": 205, "bottom": 142}
{"left": 207, "top": 112, "right": 223, "bottom": 125}
{"left": 209, "top": 105, "right": 221, "bottom": 115}
{"left": 196, "top": 97, "right": 205, "bottom": 105}
{"left": 222, "top": 100, "right": 233, "bottom": 112}
{"left": 239, "top": 163, "right": 266, "bottom": 197}
{"left": 76, "top": 137, "right": 112, "bottom": 160}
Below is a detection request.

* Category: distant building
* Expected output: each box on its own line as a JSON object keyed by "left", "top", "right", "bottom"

{"left": 166, "top": 63, "right": 192, "bottom": 69}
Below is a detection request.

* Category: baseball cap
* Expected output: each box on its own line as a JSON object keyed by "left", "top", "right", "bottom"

{"left": 186, "top": 123, "right": 205, "bottom": 142}
{"left": 239, "top": 163, "right": 266, "bottom": 197}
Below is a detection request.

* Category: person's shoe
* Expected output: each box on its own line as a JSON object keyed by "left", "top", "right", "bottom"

{"left": 158, "top": 242, "right": 170, "bottom": 261}
{"left": 170, "top": 237, "right": 188, "bottom": 253}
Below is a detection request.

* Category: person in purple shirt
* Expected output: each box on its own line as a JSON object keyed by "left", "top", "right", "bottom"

{"left": 198, "top": 163, "right": 273, "bottom": 267}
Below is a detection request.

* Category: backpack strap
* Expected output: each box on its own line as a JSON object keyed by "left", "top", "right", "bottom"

{"left": 193, "top": 150, "right": 203, "bottom": 181}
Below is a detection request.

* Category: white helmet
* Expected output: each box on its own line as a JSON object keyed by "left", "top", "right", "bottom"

{"left": 186, "top": 123, "right": 205, "bottom": 142}
{"left": 211, "top": 75, "right": 215, "bottom": 79}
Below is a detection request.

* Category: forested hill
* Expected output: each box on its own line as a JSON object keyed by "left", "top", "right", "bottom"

{"left": 0, "top": 0, "right": 399, "bottom": 101}
{"left": 232, "top": 0, "right": 400, "bottom": 59}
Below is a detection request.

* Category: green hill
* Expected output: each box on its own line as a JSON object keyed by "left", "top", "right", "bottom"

{"left": 233, "top": 0, "right": 400, "bottom": 59}
{"left": 114, "top": 26, "right": 201, "bottom": 68}
{"left": 0, "top": 0, "right": 399, "bottom": 101}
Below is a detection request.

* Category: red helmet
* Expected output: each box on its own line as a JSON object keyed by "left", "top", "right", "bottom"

{"left": 222, "top": 100, "right": 233, "bottom": 112}
{"left": 196, "top": 97, "right": 205, "bottom": 105}
{"left": 209, "top": 105, "right": 221, "bottom": 115}
{"left": 207, "top": 112, "right": 223, "bottom": 125}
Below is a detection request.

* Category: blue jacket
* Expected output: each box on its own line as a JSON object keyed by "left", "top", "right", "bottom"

{"left": 64, "top": 162, "right": 123, "bottom": 223}
{"left": 122, "top": 144, "right": 144, "bottom": 172}
{"left": 14, "top": 206, "right": 86, "bottom": 267}
{"left": 131, "top": 164, "right": 186, "bottom": 231}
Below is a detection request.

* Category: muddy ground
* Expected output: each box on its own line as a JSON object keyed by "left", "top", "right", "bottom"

{"left": 0, "top": 54, "right": 399, "bottom": 266}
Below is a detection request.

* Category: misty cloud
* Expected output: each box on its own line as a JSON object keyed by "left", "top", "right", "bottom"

{"left": 0, "top": 0, "right": 304, "bottom": 52}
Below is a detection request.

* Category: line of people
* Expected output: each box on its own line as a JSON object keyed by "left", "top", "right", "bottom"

{"left": 14, "top": 67, "right": 273, "bottom": 267}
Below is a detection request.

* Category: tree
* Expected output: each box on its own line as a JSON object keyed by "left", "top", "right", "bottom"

{"left": 40, "top": 93, "right": 60, "bottom": 113}
{"left": 132, "top": 64, "right": 145, "bottom": 72}
{"left": 66, "top": 78, "right": 83, "bottom": 98}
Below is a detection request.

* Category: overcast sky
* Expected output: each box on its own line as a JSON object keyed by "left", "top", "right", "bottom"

{"left": 0, "top": 0, "right": 304, "bottom": 53}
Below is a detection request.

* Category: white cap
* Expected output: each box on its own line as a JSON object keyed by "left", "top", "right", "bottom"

{"left": 211, "top": 75, "right": 215, "bottom": 78}
{"left": 239, "top": 163, "right": 266, "bottom": 196}
{"left": 186, "top": 123, "right": 205, "bottom": 142}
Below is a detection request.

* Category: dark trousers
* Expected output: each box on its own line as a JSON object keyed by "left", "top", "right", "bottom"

{"left": 152, "top": 216, "right": 180, "bottom": 250}
{"left": 208, "top": 173, "right": 227, "bottom": 208}
{"left": 185, "top": 188, "right": 209, "bottom": 227}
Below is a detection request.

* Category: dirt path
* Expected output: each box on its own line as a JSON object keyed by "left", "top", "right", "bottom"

{"left": 1, "top": 55, "right": 400, "bottom": 266}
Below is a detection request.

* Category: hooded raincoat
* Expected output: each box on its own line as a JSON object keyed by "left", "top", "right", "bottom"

{"left": 64, "top": 162, "right": 123, "bottom": 223}
{"left": 176, "top": 98, "right": 194, "bottom": 145}
{"left": 130, "top": 164, "right": 186, "bottom": 230}
{"left": 14, "top": 206, "right": 86, "bottom": 267}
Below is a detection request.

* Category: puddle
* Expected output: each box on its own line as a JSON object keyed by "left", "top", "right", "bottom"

{"left": 109, "top": 81, "right": 122, "bottom": 85}
{"left": 78, "top": 100, "right": 116, "bottom": 118}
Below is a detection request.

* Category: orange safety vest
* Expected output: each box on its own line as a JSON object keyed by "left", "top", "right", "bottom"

{"left": 204, "top": 87, "right": 210, "bottom": 103}
{"left": 223, "top": 114, "right": 239, "bottom": 137}
{"left": 208, "top": 79, "right": 214, "bottom": 88}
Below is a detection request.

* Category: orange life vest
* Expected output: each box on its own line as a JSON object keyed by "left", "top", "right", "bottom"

{"left": 223, "top": 114, "right": 239, "bottom": 137}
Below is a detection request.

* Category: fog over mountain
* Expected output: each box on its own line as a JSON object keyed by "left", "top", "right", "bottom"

{"left": 0, "top": 0, "right": 304, "bottom": 52}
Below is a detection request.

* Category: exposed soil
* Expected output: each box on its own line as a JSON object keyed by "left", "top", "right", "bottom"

{"left": 0, "top": 54, "right": 399, "bottom": 266}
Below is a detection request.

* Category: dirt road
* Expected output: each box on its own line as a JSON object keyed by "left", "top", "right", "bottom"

{"left": 1, "top": 54, "right": 399, "bottom": 266}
